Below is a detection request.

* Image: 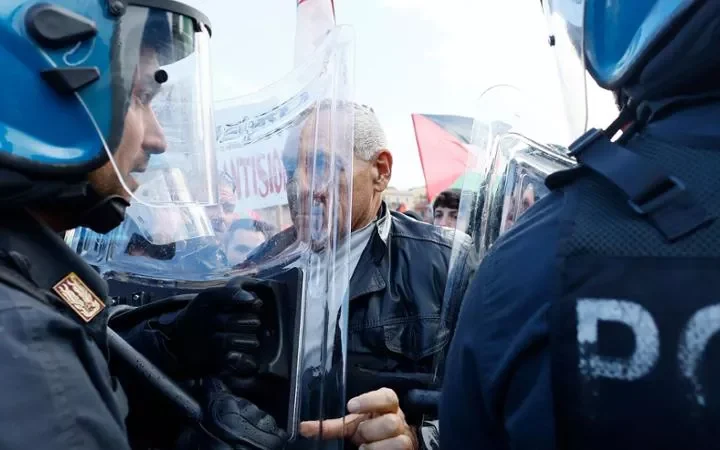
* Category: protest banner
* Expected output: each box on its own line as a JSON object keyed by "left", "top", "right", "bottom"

{"left": 217, "top": 139, "right": 289, "bottom": 211}
{"left": 215, "top": 99, "right": 295, "bottom": 212}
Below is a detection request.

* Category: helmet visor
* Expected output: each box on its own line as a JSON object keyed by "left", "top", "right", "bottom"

{"left": 543, "top": 0, "right": 620, "bottom": 137}
{"left": 79, "top": 4, "right": 217, "bottom": 207}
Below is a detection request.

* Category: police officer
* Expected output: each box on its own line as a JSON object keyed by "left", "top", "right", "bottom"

{"left": 441, "top": 1, "right": 720, "bottom": 449}
{"left": 0, "top": 1, "right": 285, "bottom": 448}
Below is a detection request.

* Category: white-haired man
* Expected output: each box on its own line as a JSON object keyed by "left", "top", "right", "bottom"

{"left": 244, "top": 103, "right": 475, "bottom": 450}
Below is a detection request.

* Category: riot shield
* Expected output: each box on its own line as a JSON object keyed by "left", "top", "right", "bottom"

{"left": 437, "top": 84, "right": 574, "bottom": 342}
{"left": 469, "top": 85, "right": 575, "bottom": 257}
{"left": 418, "top": 85, "right": 576, "bottom": 446}
{"left": 433, "top": 85, "right": 567, "bottom": 374}
{"left": 67, "top": 26, "right": 355, "bottom": 447}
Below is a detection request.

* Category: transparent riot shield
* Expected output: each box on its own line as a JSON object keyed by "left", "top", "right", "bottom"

{"left": 421, "top": 85, "right": 576, "bottom": 446}
{"left": 439, "top": 84, "right": 575, "bottom": 334}
{"left": 67, "top": 26, "right": 355, "bottom": 448}
{"left": 470, "top": 85, "right": 576, "bottom": 257}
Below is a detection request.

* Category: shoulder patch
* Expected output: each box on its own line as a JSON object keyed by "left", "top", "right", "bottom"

{"left": 52, "top": 272, "right": 106, "bottom": 322}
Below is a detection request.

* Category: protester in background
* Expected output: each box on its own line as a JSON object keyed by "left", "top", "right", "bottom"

{"left": 207, "top": 171, "right": 242, "bottom": 236}
{"left": 433, "top": 189, "right": 461, "bottom": 229}
{"left": 247, "top": 103, "right": 475, "bottom": 450}
{"left": 224, "top": 218, "right": 276, "bottom": 266}
{"left": 503, "top": 183, "right": 538, "bottom": 231}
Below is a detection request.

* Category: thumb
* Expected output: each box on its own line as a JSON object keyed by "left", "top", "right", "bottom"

{"left": 227, "top": 277, "right": 275, "bottom": 304}
{"left": 209, "top": 285, "right": 262, "bottom": 311}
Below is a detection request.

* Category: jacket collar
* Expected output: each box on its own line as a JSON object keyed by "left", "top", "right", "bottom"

{"left": 375, "top": 201, "right": 392, "bottom": 245}
{"left": 348, "top": 202, "right": 393, "bottom": 300}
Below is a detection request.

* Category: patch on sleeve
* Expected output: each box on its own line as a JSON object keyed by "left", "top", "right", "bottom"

{"left": 52, "top": 272, "right": 106, "bottom": 322}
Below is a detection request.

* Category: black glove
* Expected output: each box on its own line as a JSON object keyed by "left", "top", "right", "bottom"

{"left": 156, "top": 277, "right": 271, "bottom": 380}
{"left": 176, "top": 378, "right": 288, "bottom": 450}
{"left": 108, "top": 277, "right": 275, "bottom": 448}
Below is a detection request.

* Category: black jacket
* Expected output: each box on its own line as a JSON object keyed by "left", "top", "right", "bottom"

{"left": 245, "top": 202, "right": 476, "bottom": 414}
{"left": 0, "top": 211, "right": 131, "bottom": 449}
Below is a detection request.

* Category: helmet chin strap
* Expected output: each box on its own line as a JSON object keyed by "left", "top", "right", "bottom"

{"left": 34, "top": 183, "right": 130, "bottom": 234}
{"left": 0, "top": 167, "right": 129, "bottom": 234}
{"left": 75, "top": 191, "right": 129, "bottom": 234}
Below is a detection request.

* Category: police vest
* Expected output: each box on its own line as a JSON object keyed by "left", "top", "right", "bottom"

{"left": 548, "top": 133, "right": 720, "bottom": 450}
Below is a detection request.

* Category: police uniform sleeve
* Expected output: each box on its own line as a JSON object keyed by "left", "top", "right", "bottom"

{"left": 0, "top": 286, "right": 131, "bottom": 450}
{"left": 440, "top": 192, "right": 564, "bottom": 450}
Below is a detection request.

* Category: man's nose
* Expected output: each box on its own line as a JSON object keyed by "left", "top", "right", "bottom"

{"left": 143, "top": 108, "right": 167, "bottom": 154}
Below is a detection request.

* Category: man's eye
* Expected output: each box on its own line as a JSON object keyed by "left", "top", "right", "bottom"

{"left": 133, "top": 92, "right": 151, "bottom": 106}
{"left": 134, "top": 85, "right": 160, "bottom": 106}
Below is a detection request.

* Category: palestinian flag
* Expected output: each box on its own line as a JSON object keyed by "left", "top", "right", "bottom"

{"left": 411, "top": 114, "right": 477, "bottom": 201}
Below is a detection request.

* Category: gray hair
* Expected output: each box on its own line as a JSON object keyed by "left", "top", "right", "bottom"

{"left": 352, "top": 103, "right": 387, "bottom": 160}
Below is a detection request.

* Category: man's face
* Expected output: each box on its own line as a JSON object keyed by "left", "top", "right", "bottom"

{"left": 207, "top": 182, "right": 237, "bottom": 234}
{"left": 287, "top": 113, "right": 351, "bottom": 249}
{"left": 520, "top": 184, "right": 536, "bottom": 214}
{"left": 225, "top": 228, "right": 266, "bottom": 266}
{"left": 434, "top": 206, "right": 458, "bottom": 229}
{"left": 88, "top": 48, "right": 168, "bottom": 201}
{"left": 503, "top": 184, "right": 536, "bottom": 231}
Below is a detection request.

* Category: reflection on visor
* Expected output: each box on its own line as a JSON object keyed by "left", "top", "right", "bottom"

{"left": 141, "top": 10, "right": 197, "bottom": 65}
{"left": 73, "top": 26, "right": 356, "bottom": 294}
{"left": 125, "top": 200, "right": 214, "bottom": 246}
{"left": 501, "top": 176, "right": 549, "bottom": 233}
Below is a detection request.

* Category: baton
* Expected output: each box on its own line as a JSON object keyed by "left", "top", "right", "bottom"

{"left": 107, "top": 328, "right": 203, "bottom": 422}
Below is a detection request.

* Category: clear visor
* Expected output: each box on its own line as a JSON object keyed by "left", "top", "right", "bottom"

{"left": 70, "top": 27, "right": 355, "bottom": 287}
{"left": 543, "top": 0, "right": 616, "bottom": 137}
{"left": 80, "top": 5, "right": 216, "bottom": 208}
{"left": 70, "top": 27, "right": 357, "bottom": 446}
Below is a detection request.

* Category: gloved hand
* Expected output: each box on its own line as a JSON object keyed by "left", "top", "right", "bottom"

{"left": 155, "top": 276, "right": 271, "bottom": 380}
{"left": 113, "top": 276, "right": 274, "bottom": 383}
{"left": 176, "top": 378, "right": 288, "bottom": 450}
{"left": 108, "top": 277, "right": 276, "bottom": 448}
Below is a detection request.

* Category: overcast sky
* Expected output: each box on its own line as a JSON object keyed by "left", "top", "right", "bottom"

{"left": 185, "top": 0, "right": 615, "bottom": 188}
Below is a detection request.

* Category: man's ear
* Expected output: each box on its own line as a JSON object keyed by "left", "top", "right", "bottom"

{"left": 373, "top": 149, "right": 393, "bottom": 192}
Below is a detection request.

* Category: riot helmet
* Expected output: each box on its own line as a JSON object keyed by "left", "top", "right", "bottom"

{"left": 540, "top": 0, "right": 707, "bottom": 136}
{"left": 0, "top": 0, "right": 217, "bottom": 233}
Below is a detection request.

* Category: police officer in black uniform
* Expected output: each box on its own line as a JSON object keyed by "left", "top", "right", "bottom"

{"left": 0, "top": 1, "right": 286, "bottom": 448}
{"left": 441, "top": 0, "right": 720, "bottom": 449}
